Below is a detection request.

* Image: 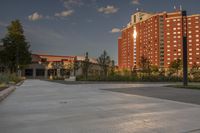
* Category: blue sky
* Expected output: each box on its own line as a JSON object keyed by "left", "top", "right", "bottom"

{"left": 0, "top": 0, "right": 200, "bottom": 62}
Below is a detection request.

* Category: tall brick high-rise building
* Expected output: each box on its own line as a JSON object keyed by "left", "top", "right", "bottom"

{"left": 118, "top": 10, "right": 200, "bottom": 70}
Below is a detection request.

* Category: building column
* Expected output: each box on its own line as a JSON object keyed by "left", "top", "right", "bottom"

{"left": 57, "top": 69, "right": 60, "bottom": 77}
{"left": 33, "top": 68, "right": 36, "bottom": 79}
{"left": 44, "top": 69, "right": 48, "bottom": 79}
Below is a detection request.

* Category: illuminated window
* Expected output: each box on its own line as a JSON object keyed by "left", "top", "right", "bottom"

{"left": 196, "top": 35, "right": 199, "bottom": 37}
{"left": 196, "top": 26, "right": 199, "bottom": 28}
{"left": 197, "top": 39, "right": 200, "bottom": 42}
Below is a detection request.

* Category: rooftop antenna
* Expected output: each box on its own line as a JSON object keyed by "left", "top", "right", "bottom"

{"left": 180, "top": 5, "right": 182, "bottom": 11}
{"left": 174, "top": 5, "right": 176, "bottom": 10}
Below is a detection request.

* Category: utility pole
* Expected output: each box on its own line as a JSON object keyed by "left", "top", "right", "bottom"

{"left": 16, "top": 44, "right": 19, "bottom": 76}
{"left": 182, "top": 10, "right": 188, "bottom": 86}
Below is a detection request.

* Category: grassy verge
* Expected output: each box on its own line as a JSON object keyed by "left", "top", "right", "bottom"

{"left": 0, "top": 83, "right": 8, "bottom": 91}
{"left": 0, "top": 73, "right": 22, "bottom": 87}
{"left": 166, "top": 83, "right": 200, "bottom": 90}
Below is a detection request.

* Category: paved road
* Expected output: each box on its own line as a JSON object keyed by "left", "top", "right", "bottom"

{"left": 103, "top": 86, "right": 200, "bottom": 105}
{"left": 1, "top": 80, "right": 200, "bottom": 133}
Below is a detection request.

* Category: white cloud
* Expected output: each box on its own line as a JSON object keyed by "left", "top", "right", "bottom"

{"left": 98, "top": 5, "right": 119, "bottom": 14}
{"left": 28, "top": 12, "right": 43, "bottom": 21}
{"left": 110, "top": 28, "right": 121, "bottom": 33}
{"left": 55, "top": 10, "right": 74, "bottom": 17}
{"left": 132, "top": 0, "right": 140, "bottom": 5}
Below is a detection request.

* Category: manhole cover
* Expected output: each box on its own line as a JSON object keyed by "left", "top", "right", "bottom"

{"left": 59, "top": 101, "right": 68, "bottom": 104}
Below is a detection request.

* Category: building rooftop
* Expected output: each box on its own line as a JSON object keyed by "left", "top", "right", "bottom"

{"left": 32, "top": 54, "right": 98, "bottom": 64}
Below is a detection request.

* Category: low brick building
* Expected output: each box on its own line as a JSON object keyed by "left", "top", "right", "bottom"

{"left": 21, "top": 54, "right": 102, "bottom": 79}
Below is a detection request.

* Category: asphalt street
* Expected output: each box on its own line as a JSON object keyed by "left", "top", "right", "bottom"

{"left": 1, "top": 79, "right": 200, "bottom": 133}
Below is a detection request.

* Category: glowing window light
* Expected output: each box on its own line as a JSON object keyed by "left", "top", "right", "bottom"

{"left": 133, "top": 30, "right": 137, "bottom": 38}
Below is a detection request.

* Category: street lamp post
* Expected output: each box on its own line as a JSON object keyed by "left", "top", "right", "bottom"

{"left": 182, "top": 10, "right": 188, "bottom": 86}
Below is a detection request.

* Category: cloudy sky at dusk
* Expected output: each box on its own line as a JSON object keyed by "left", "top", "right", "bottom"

{"left": 0, "top": 0, "right": 199, "bottom": 62}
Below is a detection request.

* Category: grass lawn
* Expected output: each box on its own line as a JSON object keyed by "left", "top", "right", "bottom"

{"left": 167, "top": 83, "right": 200, "bottom": 90}
{"left": 0, "top": 83, "right": 8, "bottom": 92}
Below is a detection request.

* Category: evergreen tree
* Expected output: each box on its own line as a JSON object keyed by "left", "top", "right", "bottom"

{"left": 1, "top": 20, "right": 31, "bottom": 73}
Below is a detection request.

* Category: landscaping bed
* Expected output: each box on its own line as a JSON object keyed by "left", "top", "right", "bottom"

{"left": 166, "top": 83, "right": 200, "bottom": 90}
{"left": 0, "top": 84, "right": 8, "bottom": 92}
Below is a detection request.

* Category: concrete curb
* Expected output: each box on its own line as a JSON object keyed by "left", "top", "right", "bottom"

{"left": 0, "top": 86, "right": 16, "bottom": 102}
{"left": 16, "top": 80, "right": 24, "bottom": 86}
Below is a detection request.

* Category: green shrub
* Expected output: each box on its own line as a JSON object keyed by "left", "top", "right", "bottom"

{"left": 0, "top": 73, "right": 22, "bottom": 84}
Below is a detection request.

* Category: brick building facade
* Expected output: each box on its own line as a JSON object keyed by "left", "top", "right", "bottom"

{"left": 118, "top": 10, "right": 200, "bottom": 70}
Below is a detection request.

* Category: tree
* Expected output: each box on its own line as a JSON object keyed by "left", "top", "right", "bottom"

{"left": 109, "top": 60, "right": 115, "bottom": 76}
{"left": 73, "top": 56, "right": 81, "bottom": 76}
{"left": 97, "top": 50, "right": 111, "bottom": 79}
{"left": 190, "top": 63, "right": 200, "bottom": 81}
{"left": 0, "top": 20, "right": 31, "bottom": 73}
{"left": 151, "top": 65, "right": 159, "bottom": 75}
{"left": 139, "top": 55, "right": 151, "bottom": 76}
{"left": 81, "top": 52, "right": 91, "bottom": 80}
{"left": 51, "top": 61, "right": 64, "bottom": 78}
{"left": 169, "top": 59, "right": 182, "bottom": 76}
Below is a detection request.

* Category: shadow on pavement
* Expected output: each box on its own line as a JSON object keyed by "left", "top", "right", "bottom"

{"left": 102, "top": 86, "right": 200, "bottom": 105}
